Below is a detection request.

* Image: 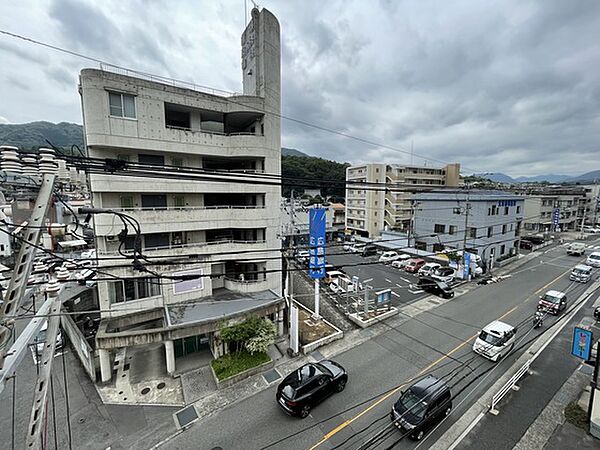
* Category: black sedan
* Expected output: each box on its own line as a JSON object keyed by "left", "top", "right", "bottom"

{"left": 276, "top": 360, "right": 347, "bottom": 418}
{"left": 417, "top": 276, "right": 454, "bottom": 299}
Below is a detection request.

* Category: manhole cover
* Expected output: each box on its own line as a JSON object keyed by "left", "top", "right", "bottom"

{"left": 141, "top": 387, "right": 150, "bottom": 395}
{"left": 157, "top": 382, "right": 166, "bottom": 390}
{"left": 176, "top": 405, "right": 198, "bottom": 428}
{"left": 262, "top": 369, "right": 281, "bottom": 384}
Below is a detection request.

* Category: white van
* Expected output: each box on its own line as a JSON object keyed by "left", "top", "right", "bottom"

{"left": 570, "top": 264, "right": 593, "bottom": 283}
{"left": 472, "top": 321, "right": 516, "bottom": 362}
{"left": 567, "top": 243, "right": 586, "bottom": 256}
{"left": 586, "top": 252, "right": 600, "bottom": 268}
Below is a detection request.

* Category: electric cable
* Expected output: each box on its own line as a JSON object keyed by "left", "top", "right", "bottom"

{"left": 61, "top": 345, "right": 73, "bottom": 450}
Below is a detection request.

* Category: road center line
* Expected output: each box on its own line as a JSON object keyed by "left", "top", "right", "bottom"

{"left": 308, "top": 268, "right": 569, "bottom": 449}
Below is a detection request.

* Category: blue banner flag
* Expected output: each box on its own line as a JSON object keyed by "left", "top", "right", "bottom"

{"left": 309, "top": 208, "right": 326, "bottom": 279}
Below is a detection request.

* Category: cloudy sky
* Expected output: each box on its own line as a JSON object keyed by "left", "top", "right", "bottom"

{"left": 0, "top": 0, "right": 599, "bottom": 176}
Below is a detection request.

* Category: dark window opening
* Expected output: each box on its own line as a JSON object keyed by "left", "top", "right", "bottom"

{"left": 138, "top": 154, "right": 165, "bottom": 166}
{"left": 165, "top": 104, "right": 191, "bottom": 129}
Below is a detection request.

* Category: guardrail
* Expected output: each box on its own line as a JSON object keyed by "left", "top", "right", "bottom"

{"left": 490, "top": 359, "right": 531, "bottom": 414}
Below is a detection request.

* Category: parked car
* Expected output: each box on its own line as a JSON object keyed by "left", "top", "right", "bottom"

{"left": 34, "top": 321, "right": 64, "bottom": 356}
{"left": 361, "top": 245, "right": 378, "bottom": 257}
{"left": 379, "top": 251, "right": 401, "bottom": 264}
{"left": 586, "top": 252, "right": 600, "bottom": 268}
{"left": 472, "top": 321, "right": 516, "bottom": 362}
{"left": 390, "top": 375, "right": 452, "bottom": 441}
{"left": 567, "top": 243, "right": 586, "bottom": 256}
{"left": 570, "top": 265, "right": 593, "bottom": 284}
{"left": 324, "top": 270, "right": 345, "bottom": 285}
{"left": 350, "top": 244, "right": 365, "bottom": 254}
{"left": 431, "top": 267, "right": 456, "bottom": 284}
{"left": 583, "top": 226, "right": 600, "bottom": 234}
{"left": 343, "top": 242, "right": 353, "bottom": 252}
{"left": 519, "top": 239, "right": 534, "bottom": 250}
{"left": 391, "top": 254, "right": 412, "bottom": 269}
{"left": 405, "top": 259, "right": 426, "bottom": 273}
{"left": 276, "top": 361, "right": 348, "bottom": 418}
{"left": 417, "top": 262, "right": 441, "bottom": 278}
{"left": 417, "top": 277, "right": 454, "bottom": 299}
{"left": 538, "top": 290, "right": 567, "bottom": 314}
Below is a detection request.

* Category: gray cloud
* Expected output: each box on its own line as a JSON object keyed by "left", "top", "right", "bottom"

{"left": 0, "top": 0, "right": 599, "bottom": 177}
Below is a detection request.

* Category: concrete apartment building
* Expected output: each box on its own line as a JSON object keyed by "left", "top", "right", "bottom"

{"left": 513, "top": 186, "right": 587, "bottom": 232}
{"left": 79, "top": 8, "right": 284, "bottom": 382}
{"left": 413, "top": 191, "right": 524, "bottom": 268}
{"left": 345, "top": 163, "right": 460, "bottom": 238}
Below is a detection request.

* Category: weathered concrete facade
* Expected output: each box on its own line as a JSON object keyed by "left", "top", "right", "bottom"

{"left": 79, "top": 8, "right": 284, "bottom": 381}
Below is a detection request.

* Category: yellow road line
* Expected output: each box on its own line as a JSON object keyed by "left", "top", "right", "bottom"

{"left": 309, "top": 268, "right": 571, "bottom": 449}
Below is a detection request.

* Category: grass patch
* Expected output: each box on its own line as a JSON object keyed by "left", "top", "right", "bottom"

{"left": 211, "top": 350, "right": 270, "bottom": 381}
{"left": 565, "top": 401, "right": 588, "bottom": 431}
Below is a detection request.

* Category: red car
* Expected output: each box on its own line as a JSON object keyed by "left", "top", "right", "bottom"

{"left": 405, "top": 258, "right": 426, "bottom": 273}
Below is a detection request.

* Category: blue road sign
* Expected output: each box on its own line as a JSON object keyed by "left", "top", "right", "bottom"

{"left": 571, "top": 327, "right": 593, "bottom": 360}
{"left": 376, "top": 289, "right": 392, "bottom": 305}
{"left": 552, "top": 208, "right": 560, "bottom": 228}
{"left": 309, "top": 208, "right": 326, "bottom": 279}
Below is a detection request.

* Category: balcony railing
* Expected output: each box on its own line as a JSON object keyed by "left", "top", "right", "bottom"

{"left": 98, "top": 239, "right": 267, "bottom": 255}
{"left": 165, "top": 124, "right": 261, "bottom": 137}
{"left": 113, "top": 205, "right": 266, "bottom": 212}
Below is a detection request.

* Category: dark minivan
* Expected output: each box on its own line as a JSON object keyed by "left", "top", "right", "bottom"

{"left": 276, "top": 360, "right": 347, "bottom": 418}
{"left": 361, "top": 245, "right": 377, "bottom": 257}
{"left": 417, "top": 277, "right": 454, "bottom": 299}
{"left": 391, "top": 375, "right": 452, "bottom": 440}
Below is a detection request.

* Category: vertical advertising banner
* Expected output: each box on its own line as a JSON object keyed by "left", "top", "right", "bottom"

{"left": 552, "top": 208, "right": 560, "bottom": 231}
{"left": 463, "top": 252, "right": 471, "bottom": 280}
{"left": 309, "top": 208, "right": 326, "bottom": 279}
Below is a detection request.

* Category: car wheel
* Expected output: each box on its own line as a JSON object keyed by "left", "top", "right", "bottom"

{"left": 299, "top": 404, "right": 311, "bottom": 419}
{"left": 335, "top": 378, "right": 347, "bottom": 393}
{"left": 413, "top": 430, "right": 425, "bottom": 441}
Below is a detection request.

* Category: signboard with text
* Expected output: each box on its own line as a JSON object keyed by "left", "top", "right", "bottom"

{"left": 462, "top": 252, "right": 471, "bottom": 280}
{"left": 571, "top": 327, "right": 593, "bottom": 360}
{"left": 309, "top": 208, "right": 326, "bottom": 279}
{"left": 552, "top": 208, "right": 561, "bottom": 231}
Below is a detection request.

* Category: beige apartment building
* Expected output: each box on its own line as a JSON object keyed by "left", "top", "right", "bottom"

{"left": 345, "top": 163, "right": 460, "bottom": 238}
{"left": 79, "top": 8, "right": 284, "bottom": 381}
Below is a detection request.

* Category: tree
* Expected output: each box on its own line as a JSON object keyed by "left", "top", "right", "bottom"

{"left": 219, "top": 316, "right": 276, "bottom": 354}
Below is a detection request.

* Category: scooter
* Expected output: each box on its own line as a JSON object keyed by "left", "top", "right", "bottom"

{"left": 533, "top": 310, "right": 545, "bottom": 329}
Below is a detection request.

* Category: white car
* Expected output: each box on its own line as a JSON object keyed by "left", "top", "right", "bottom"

{"left": 586, "top": 252, "right": 600, "bottom": 268}
{"left": 472, "top": 321, "right": 516, "bottom": 362}
{"left": 350, "top": 244, "right": 365, "bottom": 254}
{"left": 431, "top": 267, "right": 456, "bottom": 283}
{"left": 418, "top": 262, "right": 441, "bottom": 278}
{"left": 343, "top": 243, "right": 353, "bottom": 252}
{"left": 379, "top": 251, "right": 401, "bottom": 264}
{"left": 583, "top": 226, "right": 600, "bottom": 234}
{"left": 391, "top": 254, "right": 412, "bottom": 269}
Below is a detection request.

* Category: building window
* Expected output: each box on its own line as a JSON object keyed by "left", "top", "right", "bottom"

{"left": 504, "top": 206, "right": 509, "bottom": 215}
{"left": 516, "top": 205, "right": 521, "bottom": 214}
{"left": 144, "top": 233, "right": 170, "bottom": 249}
{"left": 502, "top": 224, "right": 507, "bottom": 234}
{"left": 488, "top": 207, "right": 491, "bottom": 216}
{"left": 109, "top": 92, "right": 136, "bottom": 118}
{"left": 108, "top": 277, "right": 161, "bottom": 303}
{"left": 117, "top": 154, "right": 130, "bottom": 161}
{"left": 434, "top": 224, "right": 446, "bottom": 233}
{"left": 453, "top": 208, "right": 461, "bottom": 215}
{"left": 120, "top": 195, "right": 134, "bottom": 209}
{"left": 138, "top": 154, "right": 165, "bottom": 166}
{"left": 172, "top": 157, "right": 184, "bottom": 167}
{"left": 468, "top": 227, "right": 477, "bottom": 238}
{"left": 173, "top": 195, "right": 185, "bottom": 208}
{"left": 141, "top": 194, "right": 167, "bottom": 209}
{"left": 487, "top": 226, "right": 493, "bottom": 238}
{"left": 374, "top": 201, "right": 378, "bottom": 206}
{"left": 500, "top": 244, "right": 506, "bottom": 255}
{"left": 374, "top": 212, "right": 377, "bottom": 216}
{"left": 449, "top": 225, "right": 457, "bottom": 235}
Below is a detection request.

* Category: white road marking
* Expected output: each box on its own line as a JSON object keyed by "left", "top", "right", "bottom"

{"left": 409, "top": 289, "right": 424, "bottom": 294}
{"left": 401, "top": 277, "right": 412, "bottom": 283}
{"left": 391, "top": 291, "right": 401, "bottom": 298}
{"left": 385, "top": 278, "right": 392, "bottom": 283}
{"left": 363, "top": 278, "right": 373, "bottom": 283}
{"left": 396, "top": 283, "right": 404, "bottom": 288}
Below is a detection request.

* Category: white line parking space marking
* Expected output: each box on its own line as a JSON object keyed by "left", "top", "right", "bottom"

{"left": 409, "top": 289, "right": 424, "bottom": 294}
{"left": 385, "top": 278, "right": 392, "bottom": 283}
{"left": 396, "top": 283, "right": 404, "bottom": 288}
{"left": 391, "top": 291, "right": 401, "bottom": 298}
{"left": 363, "top": 278, "right": 373, "bottom": 283}
{"left": 401, "top": 277, "right": 412, "bottom": 283}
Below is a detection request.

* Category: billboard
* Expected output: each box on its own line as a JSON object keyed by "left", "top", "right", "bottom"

{"left": 309, "top": 208, "right": 326, "bottom": 279}
{"left": 572, "top": 327, "right": 593, "bottom": 360}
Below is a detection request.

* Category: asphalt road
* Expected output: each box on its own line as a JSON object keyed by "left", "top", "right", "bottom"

{"left": 166, "top": 240, "right": 600, "bottom": 450}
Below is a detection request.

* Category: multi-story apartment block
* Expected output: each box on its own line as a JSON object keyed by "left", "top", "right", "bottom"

{"left": 413, "top": 191, "right": 524, "bottom": 268}
{"left": 345, "top": 163, "right": 460, "bottom": 238}
{"left": 513, "top": 186, "right": 587, "bottom": 232}
{"left": 79, "top": 8, "right": 284, "bottom": 382}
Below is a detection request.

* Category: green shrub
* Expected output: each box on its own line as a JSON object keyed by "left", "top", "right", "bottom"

{"left": 211, "top": 350, "right": 271, "bottom": 381}
{"left": 220, "top": 316, "right": 276, "bottom": 354}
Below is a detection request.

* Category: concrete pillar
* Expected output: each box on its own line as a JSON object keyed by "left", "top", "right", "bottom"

{"left": 98, "top": 349, "right": 112, "bottom": 383}
{"left": 165, "top": 340, "right": 175, "bottom": 375}
{"left": 277, "top": 308, "right": 284, "bottom": 336}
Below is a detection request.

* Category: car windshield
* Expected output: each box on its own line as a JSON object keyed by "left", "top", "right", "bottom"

{"left": 479, "top": 330, "right": 502, "bottom": 346}
{"left": 399, "top": 389, "right": 428, "bottom": 421}
{"left": 589, "top": 255, "right": 600, "bottom": 261}
{"left": 438, "top": 281, "right": 450, "bottom": 290}
{"left": 542, "top": 293, "right": 561, "bottom": 303}
{"left": 572, "top": 269, "right": 587, "bottom": 276}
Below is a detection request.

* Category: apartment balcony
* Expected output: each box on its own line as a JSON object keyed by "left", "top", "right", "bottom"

{"left": 223, "top": 277, "right": 271, "bottom": 294}
{"left": 94, "top": 205, "right": 272, "bottom": 236}
{"left": 98, "top": 238, "right": 268, "bottom": 258}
